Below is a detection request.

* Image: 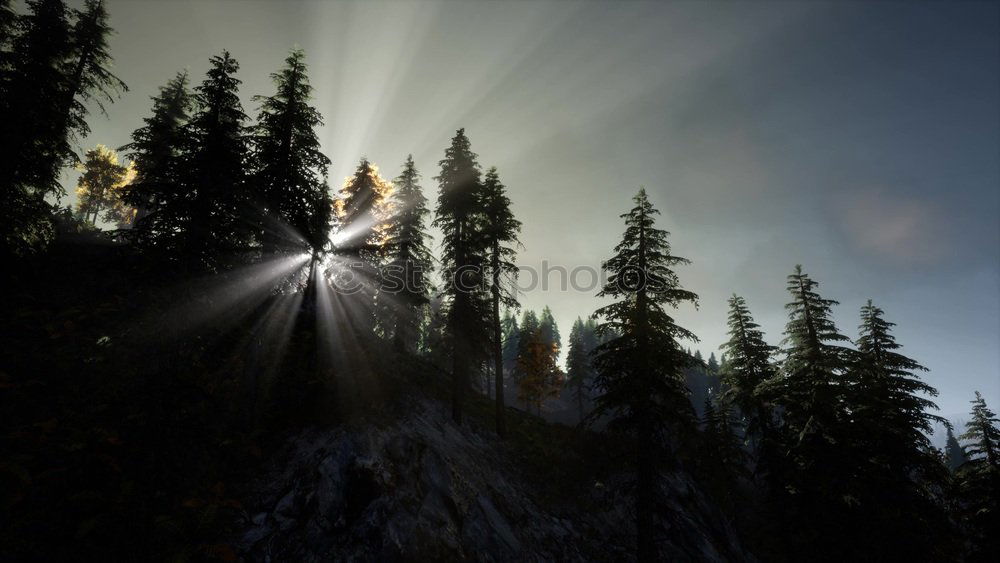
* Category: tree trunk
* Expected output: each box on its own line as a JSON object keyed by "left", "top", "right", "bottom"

{"left": 492, "top": 245, "right": 506, "bottom": 438}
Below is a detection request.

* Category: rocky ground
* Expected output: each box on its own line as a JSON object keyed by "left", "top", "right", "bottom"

{"left": 235, "top": 395, "right": 752, "bottom": 562}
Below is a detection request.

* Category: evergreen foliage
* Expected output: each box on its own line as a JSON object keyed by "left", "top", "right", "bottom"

{"left": 251, "top": 48, "right": 331, "bottom": 256}
{"left": 121, "top": 72, "right": 193, "bottom": 254}
{"left": 588, "top": 188, "right": 698, "bottom": 560}
{"left": 380, "top": 155, "right": 434, "bottom": 353}
{"left": 480, "top": 166, "right": 521, "bottom": 436}
{"left": 433, "top": 128, "right": 490, "bottom": 423}
{"left": 180, "top": 50, "right": 251, "bottom": 270}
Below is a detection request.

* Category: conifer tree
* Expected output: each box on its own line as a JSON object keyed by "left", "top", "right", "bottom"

{"left": 0, "top": 0, "right": 71, "bottom": 255}
{"left": 960, "top": 392, "right": 1000, "bottom": 470}
{"left": 845, "top": 300, "right": 952, "bottom": 560}
{"left": 514, "top": 309, "right": 540, "bottom": 400}
{"left": 60, "top": 0, "right": 127, "bottom": 153}
{"left": 566, "top": 317, "right": 592, "bottom": 424}
{"left": 589, "top": 188, "right": 698, "bottom": 560}
{"left": 759, "top": 266, "right": 852, "bottom": 481}
{"left": 946, "top": 425, "right": 967, "bottom": 472}
{"left": 336, "top": 157, "right": 394, "bottom": 330}
{"left": 433, "top": 128, "right": 489, "bottom": 423}
{"left": 181, "top": 50, "right": 250, "bottom": 270}
{"left": 500, "top": 310, "right": 520, "bottom": 374}
{"left": 251, "top": 48, "right": 331, "bottom": 257}
{"left": 539, "top": 305, "right": 561, "bottom": 355}
{"left": 121, "top": 71, "right": 192, "bottom": 253}
{"left": 380, "top": 155, "right": 433, "bottom": 353}
{"left": 719, "top": 294, "right": 777, "bottom": 454}
{"left": 480, "top": 166, "right": 521, "bottom": 436}
{"left": 956, "top": 392, "right": 1000, "bottom": 562}
{"left": 851, "top": 300, "right": 945, "bottom": 467}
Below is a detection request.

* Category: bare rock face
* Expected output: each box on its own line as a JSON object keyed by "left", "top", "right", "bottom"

{"left": 235, "top": 399, "right": 752, "bottom": 562}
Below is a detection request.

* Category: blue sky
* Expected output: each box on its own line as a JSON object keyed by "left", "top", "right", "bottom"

{"left": 62, "top": 0, "right": 998, "bottom": 417}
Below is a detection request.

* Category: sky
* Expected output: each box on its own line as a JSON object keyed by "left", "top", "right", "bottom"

{"left": 56, "top": 0, "right": 998, "bottom": 418}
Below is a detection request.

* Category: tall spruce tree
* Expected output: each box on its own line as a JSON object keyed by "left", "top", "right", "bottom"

{"left": 946, "top": 425, "right": 968, "bottom": 471}
{"left": 589, "top": 188, "right": 698, "bottom": 561}
{"left": 956, "top": 392, "right": 1000, "bottom": 562}
{"left": 845, "top": 300, "right": 952, "bottom": 561}
{"left": 60, "top": 0, "right": 127, "bottom": 155}
{"left": 433, "top": 128, "right": 489, "bottom": 424}
{"left": 181, "top": 50, "right": 250, "bottom": 270}
{"left": 335, "top": 157, "right": 393, "bottom": 331}
{"left": 121, "top": 71, "right": 192, "bottom": 254}
{"left": 251, "top": 48, "right": 331, "bottom": 257}
{"left": 566, "top": 317, "right": 593, "bottom": 424}
{"left": 763, "top": 265, "right": 852, "bottom": 460}
{"left": 539, "top": 305, "right": 561, "bottom": 355}
{"left": 719, "top": 294, "right": 777, "bottom": 458}
{"left": 500, "top": 310, "right": 520, "bottom": 374}
{"left": 756, "top": 265, "right": 857, "bottom": 559}
{"left": 0, "top": 0, "right": 71, "bottom": 255}
{"left": 381, "top": 155, "right": 433, "bottom": 353}
{"left": 480, "top": 166, "right": 521, "bottom": 437}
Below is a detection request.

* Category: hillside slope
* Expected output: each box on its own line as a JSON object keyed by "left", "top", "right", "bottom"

{"left": 236, "top": 395, "right": 752, "bottom": 561}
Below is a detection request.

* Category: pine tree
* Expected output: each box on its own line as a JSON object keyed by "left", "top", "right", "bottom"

{"left": 956, "top": 392, "right": 1000, "bottom": 562}
{"left": 481, "top": 166, "right": 521, "bottom": 437}
{"left": 0, "top": 0, "right": 71, "bottom": 256}
{"left": 500, "top": 310, "right": 520, "bottom": 374}
{"left": 589, "top": 188, "right": 698, "bottom": 560}
{"left": 514, "top": 309, "right": 540, "bottom": 403}
{"left": 60, "top": 0, "right": 127, "bottom": 156}
{"left": 181, "top": 50, "right": 250, "bottom": 270}
{"left": 851, "top": 300, "right": 945, "bottom": 466}
{"left": 539, "top": 305, "right": 561, "bottom": 355}
{"left": 335, "top": 158, "right": 393, "bottom": 331}
{"left": 433, "top": 128, "right": 489, "bottom": 424}
{"left": 120, "top": 71, "right": 192, "bottom": 254}
{"left": 380, "top": 155, "right": 433, "bottom": 353}
{"left": 251, "top": 48, "right": 331, "bottom": 257}
{"left": 719, "top": 294, "right": 777, "bottom": 457}
{"left": 946, "top": 425, "right": 967, "bottom": 472}
{"left": 760, "top": 266, "right": 852, "bottom": 475}
{"left": 566, "top": 317, "right": 592, "bottom": 424}
{"left": 960, "top": 392, "right": 1000, "bottom": 470}
{"left": 845, "top": 300, "right": 952, "bottom": 560}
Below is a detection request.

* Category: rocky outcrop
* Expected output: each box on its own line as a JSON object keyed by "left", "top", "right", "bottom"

{"left": 235, "top": 398, "right": 752, "bottom": 561}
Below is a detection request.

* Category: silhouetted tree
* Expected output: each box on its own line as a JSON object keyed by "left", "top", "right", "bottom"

{"left": 0, "top": 0, "right": 72, "bottom": 255}
{"left": 181, "top": 50, "right": 250, "bottom": 270}
{"left": 480, "top": 166, "right": 521, "bottom": 436}
{"left": 566, "top": 317, "right": 593, "bottom": 424}
{"left": 500, "top": 310, "right": 520, "bottom": 374}
{"left": 121, "top": 71, "right": 192, "bottom": 253}
{"left": 433, "top": 128, "right": 489, "bottom": 424}
{"left": 381, "top": 155, "right": 433, "bottom": 353}
{"left": 719, "top": 294, "right": 777, "bottom": 467}
{"left": 588, "top": 188, "right": 698, "bottom": 561}
{"left": 844, "top": 300, "right": 952, "bottom": 560}
{"left": 956, "top": 392, "right": 1000, "bottom": 562}
{"left": 251, "top": 48, "right": 331, "bottom": 258}
{"left": 539, "top": 305, "right": 561, "bottom": 355}
{"left": 946, "top": 425, "right": 968, "bottom": 472}
{"left": 336, "top": 157, "right": 393, "bottom": 331}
